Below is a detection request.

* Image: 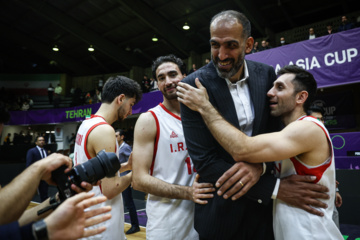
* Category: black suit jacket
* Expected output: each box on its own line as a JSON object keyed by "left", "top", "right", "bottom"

{"left": 181, "top": 60, "right": 281, "bottom": 240}
{"left": 26, "top": 146, "right": 44, "bottom": 167}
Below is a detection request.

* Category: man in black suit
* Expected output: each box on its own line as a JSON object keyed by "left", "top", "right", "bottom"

{"left": 179, "top": 10, "right": 328, "bottom": 240}
{"left": 26, "top": 136, "right": 49, "bottom": 202}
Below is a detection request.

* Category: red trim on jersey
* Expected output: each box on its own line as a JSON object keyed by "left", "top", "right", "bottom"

{"left": 149, "top": 111, "right": 160, "bottom": 176}
{"left": 91, "top": 114, "right": 107, "bottom": 122}
{"left": 290, "top": 116, "right": 333, "bottom": 184}
{"left": 290, "top": 157, "right": 332, "bottom": 184}
{"left": 83, "top": 122, "right": 108, "bottom": 160}
{"left": 159, "top": 103, "right": 181, "bottom": 121}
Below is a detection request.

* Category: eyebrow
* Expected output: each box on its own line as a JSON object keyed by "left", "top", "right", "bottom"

{"left": 157, "top": 70, "right": 178, "bottom": 79}
{"left": 209, "top": 39, "right": 239, "bottom": 45}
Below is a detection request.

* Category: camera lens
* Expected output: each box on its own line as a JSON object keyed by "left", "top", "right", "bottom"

{"left": 70, "top": 151, "right": 120, "bottom": 185}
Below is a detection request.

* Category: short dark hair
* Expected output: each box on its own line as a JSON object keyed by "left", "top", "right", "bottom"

{"left": 210, "top": 10, "right": 251, "bottom": 39}
{"left": 101, "top": 76, "right": 142, "bottom": 104}
{"left": 152, "top": 54, "right": 185, "bottom": 80}
{"left": 277, "top": 65, "right": 317, "bottom": 112}
{"left": 35, "top": 136, "right": 44, "bottom": 142}
{"left": 115, "top": 129, "right": 127, "bottom": 139}
{"left": 307, "top": 104, "right": 325, "bottom": 116}
{"left": 0, "top": 107, "right": 10, "bottom": 124}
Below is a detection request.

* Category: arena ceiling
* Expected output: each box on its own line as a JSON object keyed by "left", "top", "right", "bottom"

{"left": 0, "top": 0, "right": 358, "bottom": 76}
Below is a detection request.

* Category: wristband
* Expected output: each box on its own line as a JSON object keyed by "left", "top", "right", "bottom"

{"left": 336, "top": 188, "right": 339, "bottom": 192}
{"left": 32, "top": 219, "right": 49, "bottom": 240}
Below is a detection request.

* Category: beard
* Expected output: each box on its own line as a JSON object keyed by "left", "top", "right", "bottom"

{"left": 161, "top": 84, "right": 178, "bottom": 100}
{"left": 212, "top": 51, "right": 245, "bottom": 79}
{"left": 117, "top": 106, "right": 127, "bottom": 122}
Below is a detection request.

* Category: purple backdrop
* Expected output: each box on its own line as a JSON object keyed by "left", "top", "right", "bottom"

{"left": 331, "top": 132, "right": 360, "bottom": 169}
{"left": 246, "top": 28, "right": 360, "bottom": 88}
{"left": 8, "top": 90, "right": 163, "bottom": 125}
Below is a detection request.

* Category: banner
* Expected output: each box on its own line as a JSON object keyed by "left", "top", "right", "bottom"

{"left": 313, "top": 90, "right": 356, "bottom": 130}
{"left": 8, "top": 90, "right": 163, "bottom": 125}
{"left": 246, "top": 28, "right": 360, "bottom": 88}
{"left": 331, "top": 132, "right": 360, "bottom": 169}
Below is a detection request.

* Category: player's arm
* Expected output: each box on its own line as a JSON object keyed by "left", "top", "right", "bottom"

{"left": 132, "top": 112, "right": 193, "bottom": 201}
{"left": 177, "top": 79, "right": 319, "bottom": 163}
{"left": 87, "top": 125, "right": 131, "bottom": 199}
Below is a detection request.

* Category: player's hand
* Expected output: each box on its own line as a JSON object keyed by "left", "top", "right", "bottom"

{"left": 190, "top": 174, "right": 215, "bottom": 204}
{"left": 216, "top": 162, "right": 262, "bottom": 200}
{"left": 335, "top": 192, "right": 342, "bottom": 208}
{"left": 70, "top": 180, "right": 101, "bottom": 194}
{"left": 277, "top": 174, "right": 329, "bottom": 216}
{"left": 177, "top": 78, "right": 209, "bottom": 112}
{"left": 39, "top": 153, "right": 73, "bottom": 185}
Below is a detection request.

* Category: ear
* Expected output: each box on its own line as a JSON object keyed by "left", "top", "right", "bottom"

{"left": 245, "top": 37, "right": 254, "bottom": 54}
{"left": 117, "top": 94, "right": 126, "bottom": 104}
{"left": 296, "top": 91, "right": 308, "bottom": 104}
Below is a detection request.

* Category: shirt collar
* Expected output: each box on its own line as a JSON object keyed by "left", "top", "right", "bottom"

{"left": 225, "top": 61, "right": 249, "bottom": 86}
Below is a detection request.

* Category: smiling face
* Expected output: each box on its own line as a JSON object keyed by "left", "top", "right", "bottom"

{"left": 267, "top": 73, "right": 298, "bottom": 117}
{"left": 156, "top": 62, "right": 184, "bottom": 100}
{"left": 210, "top": 17, "right": 253, "bottom": 82}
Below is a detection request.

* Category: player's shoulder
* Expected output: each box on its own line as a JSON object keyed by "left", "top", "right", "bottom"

{"left": 136, "top": 111, "right": 157, "bottom": 130}
{"left": 286, "top": 118, "right": 324, "bottom": 138}
{"left": 90, "top": 123, "right": 114, "bottom": 137}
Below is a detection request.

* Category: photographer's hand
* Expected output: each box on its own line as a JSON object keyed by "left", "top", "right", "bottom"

{"left": 45, "top": 192, "right": 111, "bottom": 239}
{"left": 38, "top": 153, "right": 73, "bottom": 185}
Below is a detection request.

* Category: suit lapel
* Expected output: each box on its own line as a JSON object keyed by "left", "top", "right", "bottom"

{"left": 205, "top": 63, "right": 241, "bottom": 129}
{"left": 247, "top": 61, "right": 267, "bottom": 135}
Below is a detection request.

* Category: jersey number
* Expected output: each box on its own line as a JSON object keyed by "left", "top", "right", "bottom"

{"left": 185, "top": 157, "right": 197, "bottom": 175}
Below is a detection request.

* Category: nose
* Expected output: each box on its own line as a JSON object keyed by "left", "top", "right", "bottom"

{"left": 165, "top": 76, "right": 174, "bottom": 86}
{"left": 267, "top": 87, "right": 275, "bottom": 97}
{"left": 218, "top": 46, "right": 228, "bottom": 60}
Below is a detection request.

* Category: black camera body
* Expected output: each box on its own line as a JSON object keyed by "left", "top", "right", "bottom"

{"left": 52, "top": 150, "right": 120, "bottom": 201}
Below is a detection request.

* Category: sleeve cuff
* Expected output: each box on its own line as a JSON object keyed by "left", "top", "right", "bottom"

{"left": 261, "top": 162, "right": 266, "bottom": 176}
{"left": 271, "top": 178, "right": 281, "bottom": 199}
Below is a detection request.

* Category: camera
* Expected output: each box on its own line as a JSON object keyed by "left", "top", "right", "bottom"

{"left": 52, "top": 150, "right": 120, "bottom": 201}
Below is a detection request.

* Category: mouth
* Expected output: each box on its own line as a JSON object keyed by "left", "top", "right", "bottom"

{"left": 216, "top": 58, "right": 233, "bottom": 70}
{"left": 269, "top": 101, "right": 278, "bottom": 108}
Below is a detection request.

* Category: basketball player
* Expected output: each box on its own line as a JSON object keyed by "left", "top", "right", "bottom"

{"left": 132, "top": 55, "right": 214, "bottom": 240}
{"left": 74, "top": 75, "right": 142, "bottom": 240}
{"left": 177, "top": 65, "right": 342, "bottom": 239}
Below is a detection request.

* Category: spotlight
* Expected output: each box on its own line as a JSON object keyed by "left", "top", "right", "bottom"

{"left": 183, "top": 22, "right": 190, "bottom": 30}
{"left": 88, "top": 45, "right": 95, "bottom": 52}
{"left": 152, "top": 35, "right": 158, "bottom": 42}
{"left": 52, "top": 45, "right": 59, "bottom": 51}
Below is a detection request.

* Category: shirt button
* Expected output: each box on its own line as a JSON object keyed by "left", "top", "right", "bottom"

{"left": 258, "top": 199, "right": 263, "bottom": 204}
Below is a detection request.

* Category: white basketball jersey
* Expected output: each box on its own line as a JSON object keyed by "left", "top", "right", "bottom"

{"left": 74, "top": 115, "right": 125, "bottom": 240}
{"left": 273, "top": 116, "right": 342, "bottom": 240}
{"left": 146, "top": 103, "right": 198, "bottom": 240}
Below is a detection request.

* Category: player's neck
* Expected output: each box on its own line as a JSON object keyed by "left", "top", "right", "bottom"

{"left": 94, "top": 104, "right": 114, "bottom": 124}
{"left": 162, "top": 98, "right": 181, "bottom": 117}
{"left": 282, "top": 108, "right": 307, "bottom": 126}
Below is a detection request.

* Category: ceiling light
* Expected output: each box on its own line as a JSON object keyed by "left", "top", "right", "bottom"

{"left": 88, "top": 45, "right": 95, "bottom": 52}
{"left": 183, "top": 22, "right": 190, "bottom": 30}
{"left": 52, "top": 45, "right": 59, "bottom": 51}
{"left": 152, "top": 35, "right": 158, "bottom": 42}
